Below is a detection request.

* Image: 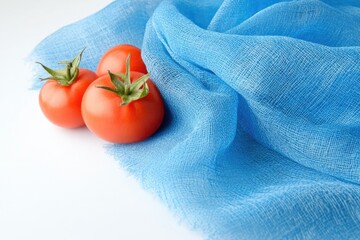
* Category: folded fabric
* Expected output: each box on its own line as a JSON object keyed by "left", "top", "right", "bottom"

{"left": 30, "top": 0, "right": 360, "bottom": 239}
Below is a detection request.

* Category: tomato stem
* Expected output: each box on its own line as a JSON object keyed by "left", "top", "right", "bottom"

{"left": 96, "top": 54, "right": 150, "bottom": 106}
{"left": 66, "top": 64, "right": 72, "bottom": 80}
{"left": 124, "top": 85, "right": 130, "bottom": 95}
{"left": 37, "top": 48, "right": 85, "bottom": 86}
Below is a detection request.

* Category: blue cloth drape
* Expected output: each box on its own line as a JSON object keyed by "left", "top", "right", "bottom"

{"left": 30, "top": 0, "right": 360, "bottom": 239}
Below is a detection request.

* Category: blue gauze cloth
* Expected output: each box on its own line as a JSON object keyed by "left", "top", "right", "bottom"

{"left": 30, "top": 0, "right": 360, "bottom": 239}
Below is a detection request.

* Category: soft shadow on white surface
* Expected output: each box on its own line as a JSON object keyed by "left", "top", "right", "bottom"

{"left": 0, "top": 1, "right": 202, "bottom": 240}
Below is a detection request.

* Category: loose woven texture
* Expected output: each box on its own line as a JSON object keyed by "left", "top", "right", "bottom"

{"left": 31, "top": 0, "right": 360, "bottom": 239}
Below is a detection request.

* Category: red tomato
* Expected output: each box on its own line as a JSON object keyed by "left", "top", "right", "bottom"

{"left": 96, "top": 44, "right": 147, "bottom": 76}
{"left": 38, "top": 50, "right": 97, "bottom": 128}
{"left": 82, "top": 71, "right": 164, "bottom": 144}
{"left": 39, "top": 69, "right": 97, "bottom": 128}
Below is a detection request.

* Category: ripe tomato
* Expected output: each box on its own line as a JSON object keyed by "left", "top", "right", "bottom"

{"left": 82, "top": 57, "right": 164, "bottom": 143}
{"left": 38, "top": 50, "right": 97, "bottom": 128}
{"left": 96, "top": 44, "right": 147, "bottom": 76}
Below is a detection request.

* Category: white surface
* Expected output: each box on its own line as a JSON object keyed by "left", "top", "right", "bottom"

{"left": 0, "top": 1, "right": 202, "bottom": 240}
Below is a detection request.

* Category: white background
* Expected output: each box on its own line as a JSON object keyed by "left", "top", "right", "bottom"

{"left": 0, "top": 1, "right": 202, "bottom": 239}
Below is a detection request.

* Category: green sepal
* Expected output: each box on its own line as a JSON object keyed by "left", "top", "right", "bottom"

{"left": 96, "top": 86, "right": 119, "bottom": 94}
{"left": 120, "top": 83, "right": 149, "bottom": 106}
{"left": 36, "top": 48, "right": 85, "bottom": 86}
{"left": 108, "top": 71, "right": 125, "bottom": 94}
{"left": 96, "top": 54, "right": 150, "bottom": 106}
{"left": 130, "top": 73, "right": 150, "bottom": 92}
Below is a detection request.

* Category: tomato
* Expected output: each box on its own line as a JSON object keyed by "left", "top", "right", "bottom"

{"left": 96, "top": 44, "right": 147, "bottom": 76}
{"left": 82, "top": 56, "right": 164, "bottom": 143}
{"left": 38, "top": 50, "right": 97, "bottom": 128}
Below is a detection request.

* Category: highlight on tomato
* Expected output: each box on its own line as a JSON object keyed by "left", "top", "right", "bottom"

{"left": 96, "top": 44, "right": 147, "bottom": 77}
{"left": 82, "top": 54, "right": 164, "bottom": 144}
{"left": 38, "top": 49, "right": 98, "bottom": 128}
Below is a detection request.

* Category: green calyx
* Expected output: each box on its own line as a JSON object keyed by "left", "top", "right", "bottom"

{"left": 36, "top": 48, "right": 85, "bottom": 86}
{"left": 96, "top": 54, "right": 150, "bottom": 106}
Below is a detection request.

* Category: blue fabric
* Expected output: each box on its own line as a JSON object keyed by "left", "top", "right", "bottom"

{"left": 30, "top": 0, "right": 360, "bottom": 239}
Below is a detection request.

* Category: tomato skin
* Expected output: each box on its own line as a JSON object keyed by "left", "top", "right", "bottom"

{"left": 96, "top": 44, "right": 147, "bottom": 77}
{"left": 82, "top": 72, "right": 164, "bottom": 144}
{"left": 39, "top": 68, "right": 97, "bottom": 128}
